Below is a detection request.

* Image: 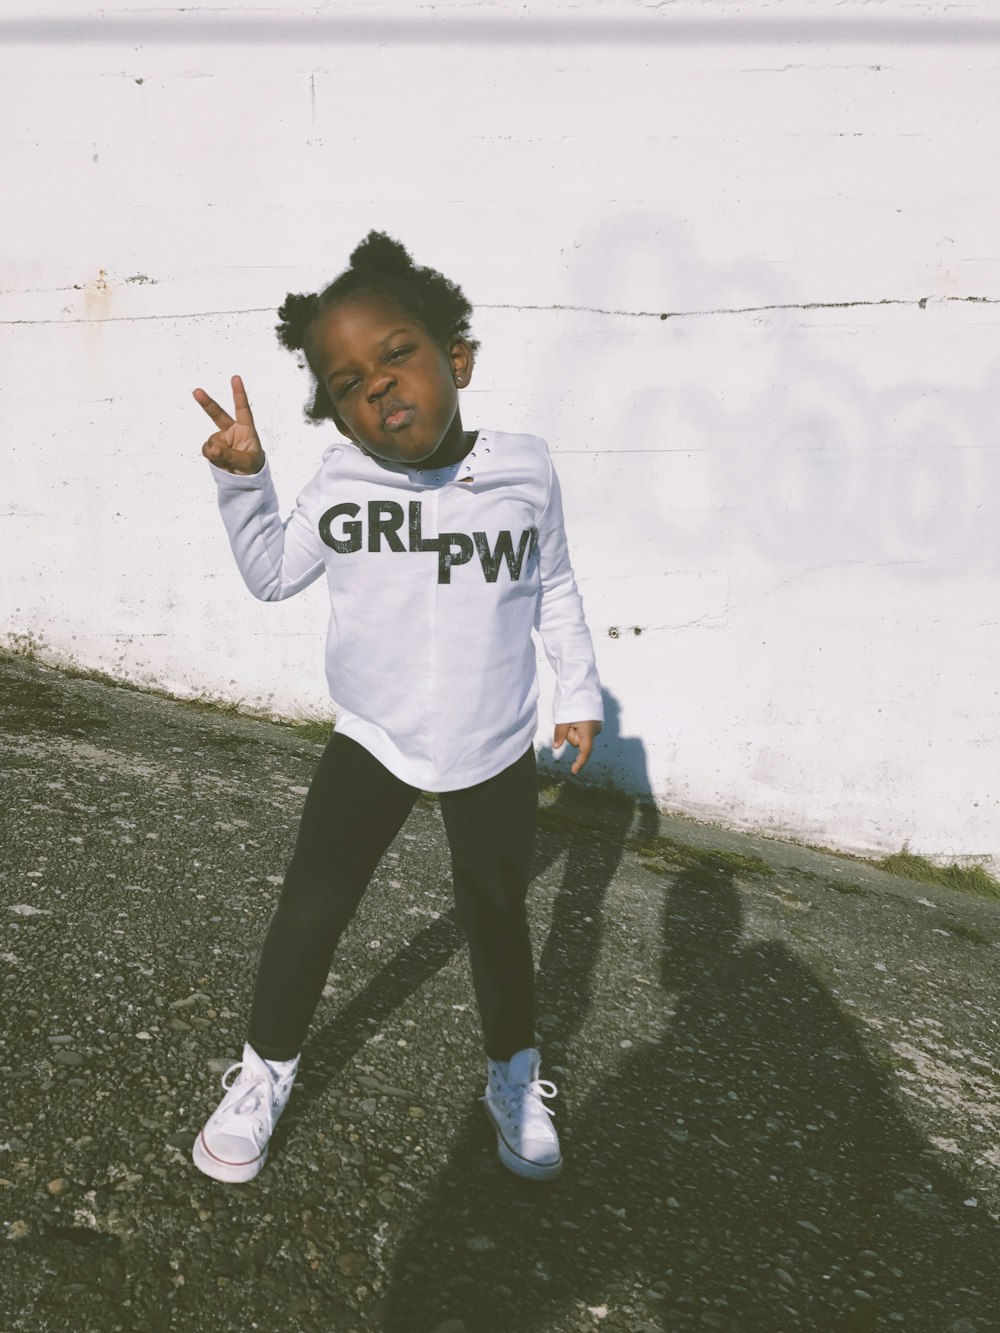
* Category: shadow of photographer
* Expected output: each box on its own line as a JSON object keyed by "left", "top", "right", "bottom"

{"left": 379, "top": 844, "right": 1000, "bottom": 1331}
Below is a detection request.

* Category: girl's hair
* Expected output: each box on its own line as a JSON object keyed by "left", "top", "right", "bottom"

{"left": 275, "top": 230, "right": 480, "bottom": 430}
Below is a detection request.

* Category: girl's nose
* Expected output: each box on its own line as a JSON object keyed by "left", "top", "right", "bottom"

{"left": 367, "top": 373, "right": 397, "bottom": 403}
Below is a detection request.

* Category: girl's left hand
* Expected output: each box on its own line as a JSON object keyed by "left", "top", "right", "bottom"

{"left": 553, "top": 720, "right": 603, "bottom": 774}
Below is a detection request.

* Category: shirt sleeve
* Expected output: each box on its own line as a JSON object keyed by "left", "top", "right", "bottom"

{"left": 534, "top": 446, "right": 604, "bottom": 723}
{"left": 208, "top": 454, "right": 326, "bottom": 601}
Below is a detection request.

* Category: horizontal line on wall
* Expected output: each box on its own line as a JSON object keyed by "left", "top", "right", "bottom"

{"left": 550, "top": 445, "right": 1000, "bottom": 455}
{"left": 489, "top": 296, "right": 1000, "bottom": 319}
{"left": 3, "top": 15, "right": 1000, "bottom": 47}
{"left": 3, "top": 294, "right": 998, "bottom": 328}
{"left": 1, "top": 306, "right": 275, "bottom": 326}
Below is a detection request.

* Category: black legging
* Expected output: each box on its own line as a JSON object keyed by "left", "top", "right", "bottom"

{"left": 247, "top": 733, "right": 538, "bottom": 1063}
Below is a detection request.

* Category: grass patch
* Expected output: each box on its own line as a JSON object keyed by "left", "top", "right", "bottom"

{"left": 536, "top": 808, "right": 772, "bottom": 879}
{"left": 632, "top": 834, "right": 773, "bottom": 880}
{"left": 823, "top": 879, "right": 871, "bottom": 898}
{"left": 943, "top": 921, "right": 987, "bottom": 944}
{"left": 282, "top": 717, "right": 334, "bottom": 745}
{"left": 877, "top": 847, "right": 1000, "bottom": 900}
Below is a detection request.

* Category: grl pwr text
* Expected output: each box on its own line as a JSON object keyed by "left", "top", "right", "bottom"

{"left": 318, "top": 499, "right": 540, "bottom": 586}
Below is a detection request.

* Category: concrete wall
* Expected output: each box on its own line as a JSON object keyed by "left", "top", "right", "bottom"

{"left": 3, "top": 1, "right": 998, "bottom": 868}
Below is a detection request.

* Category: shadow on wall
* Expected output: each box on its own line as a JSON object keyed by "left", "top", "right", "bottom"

{"left": 537, "top": 685, "right": 654, "bottom": 800}
{"left": 534, "top": 211, "right": 1000, "bottom": 576}
{"left": 379, "top": 853, "right": 1000, "bottom": 1332}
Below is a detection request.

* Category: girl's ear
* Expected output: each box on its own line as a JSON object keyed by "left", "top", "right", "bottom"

{"left": 450, "top": 336, "right": 474, "bottom": 387}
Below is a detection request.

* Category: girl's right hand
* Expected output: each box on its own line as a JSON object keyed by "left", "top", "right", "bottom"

{"left": 193, "top": 374, "right": 266, "bottom": 475}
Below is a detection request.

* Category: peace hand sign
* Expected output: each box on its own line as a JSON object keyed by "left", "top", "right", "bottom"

{"left": 193, "top": 375, "right": 266, "bottom": 475}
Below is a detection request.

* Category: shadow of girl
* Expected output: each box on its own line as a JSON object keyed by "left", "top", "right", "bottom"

{"left": 380, "top": 857, "right": 1000, "bottom": 1332}
{"left": 532, "top": 688, "right": 657, "bottom": 1058}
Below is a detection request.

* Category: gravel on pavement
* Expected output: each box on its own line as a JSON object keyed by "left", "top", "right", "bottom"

{"left": 1, "top": 650, "right": 998, "bottom": 1333}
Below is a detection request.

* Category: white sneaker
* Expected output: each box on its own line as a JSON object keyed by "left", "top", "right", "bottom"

{"left": 192, "top": 1043, "right": 298, "bottom": 1183}
{"left": 482, "top": 1047, "right": 563, "bottom": 1181}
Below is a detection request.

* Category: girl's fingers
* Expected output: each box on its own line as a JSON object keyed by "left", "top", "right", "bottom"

{"left": 201, "top": 435, "right": 264, "bottom": 474}
{"left": 193, "top": 387, "right": 235, "bottom": 431}
{"left": 202, "top": 431, "right": 239, "bottom": 461}
{"left": 231, "top": 374, "right": 256, "bottom": 428}
{"left": 571, "top": 733, "right": 593, "bottom": 774}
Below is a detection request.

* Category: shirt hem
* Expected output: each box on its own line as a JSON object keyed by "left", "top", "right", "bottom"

{"left": 334, "top": 709, "right": 538, "bottom": 793}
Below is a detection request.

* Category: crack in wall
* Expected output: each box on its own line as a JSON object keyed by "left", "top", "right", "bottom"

{"left": 3, "top": 294, "right": 998, "bottom": 328}
{"left": 631, "top": 558, "right": 930, "bottom": 635}
{"left": 488, "top": 295, "right": 1000, "bottom": 320}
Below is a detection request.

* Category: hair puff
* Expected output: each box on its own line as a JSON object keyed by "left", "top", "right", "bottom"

{"left": 348, "top": 231, "right": 414, "bottom": 277}
{"left": 275, "top": 291, "right": 320, "bottom": 352}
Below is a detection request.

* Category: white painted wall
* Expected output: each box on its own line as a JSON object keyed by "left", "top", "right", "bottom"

{"left": 2, "top": 1, "right": 998, "bottom": 868}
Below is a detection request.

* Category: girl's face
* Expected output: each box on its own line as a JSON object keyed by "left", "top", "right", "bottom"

{"left": 307, "top": 294, "right": 474, "bottom": 468}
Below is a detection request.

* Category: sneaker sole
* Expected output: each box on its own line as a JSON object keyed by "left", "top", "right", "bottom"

{"left": 192, "top": 1131, "right": 268, "bottom": 1183}
{"left": 482, "top": 1100, "right": 563, "bottom": 1181}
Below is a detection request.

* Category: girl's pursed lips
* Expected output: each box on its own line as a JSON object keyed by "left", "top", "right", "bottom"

{"left": 383, "top": 407, "right": 414, "bottom": 431}
{"left": 379, "top": 397, "right": 412, "bottom": 421}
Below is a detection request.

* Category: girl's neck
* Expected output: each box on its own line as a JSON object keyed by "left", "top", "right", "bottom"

{"left": 409, "top": 428, "right": 478, "bottom": 472}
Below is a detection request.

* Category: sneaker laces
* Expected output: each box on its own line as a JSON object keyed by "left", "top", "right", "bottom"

{"left": 215, "top": 1061, "right": 277, "bottom": 1141}
{"left": 516, "top": 1077, "right": 558, "bottom": 1123}
{"left": 482, "top": 1074, "right": 558, "bottom": 1132}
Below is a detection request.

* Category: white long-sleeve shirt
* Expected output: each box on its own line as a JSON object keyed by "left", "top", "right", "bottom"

{"left": 209, "top": 428, "right": 603, "bottom": 791}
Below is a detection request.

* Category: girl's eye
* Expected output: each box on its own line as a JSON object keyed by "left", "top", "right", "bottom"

{"left": 334, "top": 346, "right": 412, "bottom": 396}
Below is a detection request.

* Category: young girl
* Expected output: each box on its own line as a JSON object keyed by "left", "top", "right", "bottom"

{"left": 190, "top": 231, "right": 603, "bottom": 1185}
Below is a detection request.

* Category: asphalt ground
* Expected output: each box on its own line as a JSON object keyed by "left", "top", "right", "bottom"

{"left": 1, "top": 650, "right": 998, "bottom": 1333}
